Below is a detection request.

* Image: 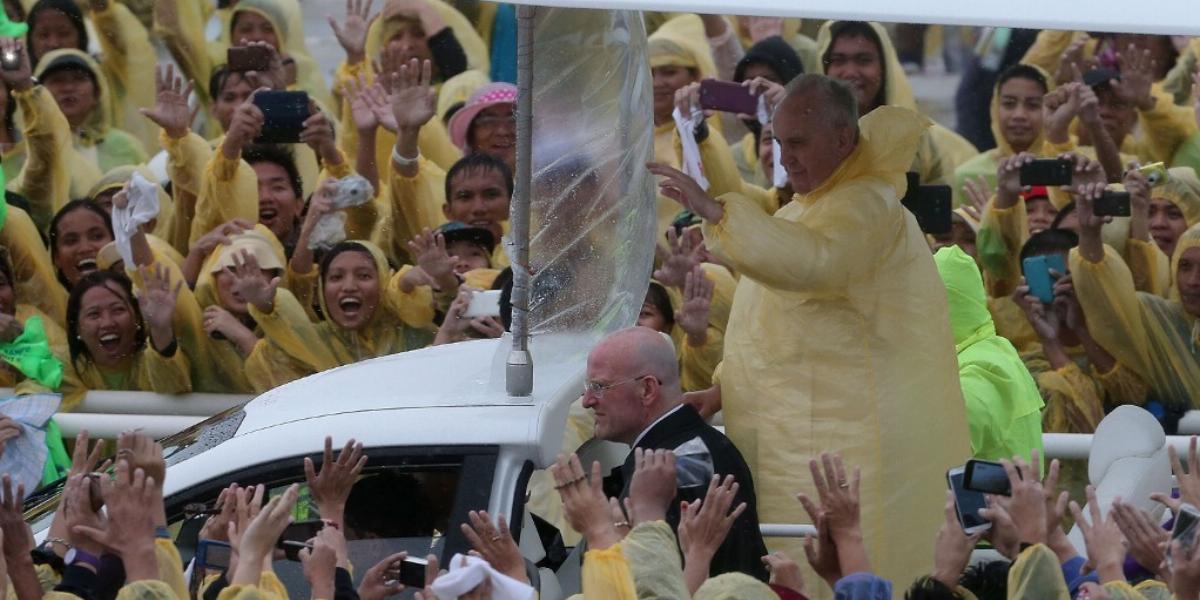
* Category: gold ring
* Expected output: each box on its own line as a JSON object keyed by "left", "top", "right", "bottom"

{"left": 490, "top": 535, "right": 502, "bottom": 542}
{"left": 839, "top": 482, "right": 849, "bottom": 489}
{"left": 614, "top": 521, "right": 629, "bottom": 529}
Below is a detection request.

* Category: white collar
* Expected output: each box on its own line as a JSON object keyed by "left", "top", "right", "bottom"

{"left": 632, "top": 404, "right": 686, "bottom": 449}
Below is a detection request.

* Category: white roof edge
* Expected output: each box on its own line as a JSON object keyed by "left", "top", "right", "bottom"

{"left": 503, "top": 0, "right": 1200, "bottom": 36}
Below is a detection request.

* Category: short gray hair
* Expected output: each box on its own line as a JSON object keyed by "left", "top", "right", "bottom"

{"left": 780, "top": 74, "right": 860, "bottom": 132}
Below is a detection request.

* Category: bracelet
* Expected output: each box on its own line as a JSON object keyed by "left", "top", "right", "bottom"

{"left": 391, "top": 147, "right": 419, "bottom": 168}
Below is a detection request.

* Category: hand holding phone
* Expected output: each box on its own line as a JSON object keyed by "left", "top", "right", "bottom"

{"left": 963, "top": 459, "right": 1013, "bottom": 496}
{"left": 1020, "top": 159, "right": 1073, "bottom": 187}
{"left": 900, "top": 172, "right": 953, "bottom": 235}
{"left": 1093, "top": 191, "right": 1131, "bottom": 217}
{"left": 253, "top": 90, "right": 310, "bottom": 144}
{"left": 698, "top": 79, "right": 759, "bottom": 115}
{"left": 947, "top": 467, "right": 991, "bottom": 534}
{"left": 464, "top": 289, "right": 502, "bottom": 319}
{"left": 1022, "top": 254, "right": 1067, "bottom": 304}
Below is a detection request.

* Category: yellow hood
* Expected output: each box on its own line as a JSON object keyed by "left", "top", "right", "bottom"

{"left": 316, "top": 240, "right": 392, "bottom": 331}
{"left": 989, "top": 66, "right": 1051, "bottom": 156}
{"left": 228, "top": 0, "right": 331, "bottom": 107}
{"left": 815, "top": 20, "right": 915, "bottom": 111}
{"left": 1158, "top": 167, "right": 1200, "bottom": 228}
{"left": 365, "top": 0, "right": 490, "bottom": 76}
{"left": 195, "top": 225, "right": 287, "bottom": 310}
{"left": 1171, "top": 223, "right": 1200, "bottom": 304}
{"left": 87, "top": 165, "right": 176, "bottom": 243}
{"left": 799, "top": 105, "right": 930, "bottom": 205}
{"left": 647, "top": 14, "right": 717, "bottom": 78}
{"left": 33, "top": 48, "right": 112, "bottom": 143}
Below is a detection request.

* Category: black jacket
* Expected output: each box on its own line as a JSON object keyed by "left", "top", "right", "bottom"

{"left": 613, "top": 405, "right": 769, "bottom": 582}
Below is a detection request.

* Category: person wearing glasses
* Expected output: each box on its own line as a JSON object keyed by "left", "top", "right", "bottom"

{"left": 582, "top": 326, "right": 768, "bottom": 582}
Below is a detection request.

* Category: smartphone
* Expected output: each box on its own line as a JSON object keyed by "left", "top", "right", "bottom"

{"left": 464, "top": 289, "right": 502, "bottom": 319}
{"left": 963, "top": 459, "right": 1012, "bottom": 496}
{"left": 1169, "top": 503, "right": 1200, "bottom": 568}
{"left": 396, "top": 557, "right": 428, "bottom": 588}
{"left": 947, "top": 467, "right": 991, "bottom": 534}
{"left": 1020, "top": 159, "right": 1073, "bottom": 187}
{"left": 194, "top": 540, "right": 232, "bottom": 571}
{"left": 698, "top": 79, "right": 759, "bottom": 115}
{"left": 227, "top": 45, "right": 272, "bottom": 73}
{"left": 900, "top": 173, "right": 952, "bottom": 235}
{"left": 252, "top": 90, "right": 309, "bottom": 144}
{"left": 275, "top": 519, "right": 324, "bottom": 560}
{"left": 1093, "top": 190, "right": 1131, "bottom": 217}
{"left": 1022, "top": 253, "right": 1067, "bottom": 304}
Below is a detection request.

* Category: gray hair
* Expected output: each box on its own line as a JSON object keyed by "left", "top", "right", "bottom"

{"left": 780, "top": 73, "right": 860, "bottom": 132}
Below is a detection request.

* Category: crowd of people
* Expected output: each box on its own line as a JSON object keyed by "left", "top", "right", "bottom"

{"left": 0, "top": 0, "right": 1192, "bottom": 597}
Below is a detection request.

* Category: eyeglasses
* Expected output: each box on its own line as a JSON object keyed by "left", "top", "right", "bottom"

{"left": 823, "top": 53, "right": 878, "bottom": 69}
{"left": 583, "top": 374, "right": 655, "bottom": 397}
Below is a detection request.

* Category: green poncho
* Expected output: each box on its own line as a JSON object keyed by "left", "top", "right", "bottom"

{"left": 935, "top": 245, "right": 1045, "bottom": 462}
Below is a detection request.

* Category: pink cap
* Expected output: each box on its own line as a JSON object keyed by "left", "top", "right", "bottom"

{"left": 447, "top": 82, "right": 517, "bottom": 151}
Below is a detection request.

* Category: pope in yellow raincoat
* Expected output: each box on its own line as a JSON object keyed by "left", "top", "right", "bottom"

{"left": 648, "top": 74, "right": 969, "bottom": 588}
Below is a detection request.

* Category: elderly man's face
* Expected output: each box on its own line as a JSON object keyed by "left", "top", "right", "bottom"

{"left": 581, "top": 348, "right": 652, "bottom": 444}
{"left": 772, "top": 92, "right": 856, "bottom": 194}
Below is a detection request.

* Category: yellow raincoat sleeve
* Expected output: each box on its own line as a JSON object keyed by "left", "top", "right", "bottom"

{"left": 619, "top": 521, "right": 690, "bottom": 599}
{"left": 155, "top": 537, "right": 190, "bottom": 600}
{"left": 1123, "top": 238, "right": 1171, "bottom": 298}
{"left": 386, "top": 157, "right": 449, "bottom": 252}
{"left": 1007, "top": 544, "right": 1069, "bottom": 598}
{"left": 976, "top": 197, "right": 1027, "bottom": 299}
{"left": 285, "top": 264, "right": 318, "bottom": 321}
{"left": 192, "top": 152, "right": 259, "bottom": 246}
{"left": 385, "top": 265, "right": 436, "bottom": 329}
{"left": 581, "top": 545, "right": 637, "bottom": 599}
{"left": 249, "top": 288, "right": 339, "bottom": 373}
{"left": 152, "top": 0, "right": 213, "bottom": 100}
{"left": 139, "top": 339, "right": 194, "bottom": 394}
{"left": 702, "top": 180, "right": 895, "bottom": 294}
{"left": 1035, "top": 362, "right": 1107, "bottom": 434}
{"left": 1094, "top": 361, "right": 1149, "bottom": 408}
{"left": 91, "top": 1, "right": 158, "bottom": 146}
{"left": 1134, "top": 85, "right": 1199, "bottom": 165}
{"left": 10, "top": 85, "right": 74, "bottom": 232}
{"left": 245, "top": 337, "right": 312, "bottom": 392}
{"left": 163, "top": 131, "right": 214, "bottom": 254}
{"left": 2, "top": 205, "right": 67, "bottom": 325}
{"left": 697, "top": 128, "right": 776, "bottom": 216}
{"left": 1070, "top": 244, "right": 1200, "bottom": 406}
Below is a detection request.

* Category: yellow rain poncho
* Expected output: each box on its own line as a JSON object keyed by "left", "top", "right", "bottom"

{"left": 703, "top": 106, "right": 969, "bottom": 583}
{"left": 648, "top": 15, "right": 719, "bottom": 166}
{"left": 6, "top": 82, "right": 102, "bottom": 232}
{"left": 951, "top": 68, "right": 1053, "bottom": 208}
{"left": 934, "top": 246, "right": 1044, "bottom": 461}
{"left": 244, "top": 241, "right": 435, "bottom": 392}
{"left": 224, "top": 0, "right": 333, "bottom": 109}
{"left": 334, "top": 0, "right": 487, "bottom": 174}
{"left": 1071, "top": 224, "right": 1200, "bottom": 410}
{"left": 0, "top": 205, "right": 67, "bottom": 325}
{"left": 32, "top": 49, "right": 147, "bottom": 176}
{"left": 816, "top": 21, "right": 979, "bottom": 185}
{"left": 88, "top": 0, "right": 159, "bottom": 151}
{"left": 87, "top": 166, "right": 183, "bottom": 253}
{"left": 662, "top": 262, "right": 736, "bottom": 392}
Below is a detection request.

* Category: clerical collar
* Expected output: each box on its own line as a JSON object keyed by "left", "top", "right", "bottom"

{"left": 632, "top": 404, "right": 685, "bottom": 449}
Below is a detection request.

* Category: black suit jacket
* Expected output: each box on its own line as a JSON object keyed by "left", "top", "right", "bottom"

{"left": 613, "top": 405, "right": 769, "bottom": 581}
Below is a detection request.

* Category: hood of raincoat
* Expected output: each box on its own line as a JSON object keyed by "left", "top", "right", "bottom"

{"left": 734, "top": 35, "right": 804, "bottom": 84}
{"left": 935, "top": 245, "right": 995, "bottom": 350}
{"left": 647, "top": 14, "right": 717, "bottom": 78}
{"left": 437, "top": 69, "right": 490, "bottom": 121}
{"left": 195, "top": 225, "right": 287, "bottom": 311}
{"left": 1158, "top": 167, "right": 1200, "bottom": 227}
{"left": 365, "top": 0, "right": 490, "bottom": 76}
{"left": 33, "top": 48, "right": 112, "bottom": 143}
{"left": 693, "top": 573, "right": 779, "bottom": 600}
{"left": 87, "top": 165, "right": 174, "bottom": 240}
{"left": 317, "top": 240, "right": 392, "bottom": 332}
{"left": 989, "top": 65, "right": 1050, "bottom": 156}
{"left": 1171, "top": 222, "right": 1200, "bottom": 305}
{"left": 816, "top": 20, "right": 915, "bottom": 111}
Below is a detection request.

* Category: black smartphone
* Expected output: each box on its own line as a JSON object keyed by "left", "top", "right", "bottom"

{"left": 963, "top": 459, "right": 1012, "bottom": 496}
{"left": 227, "top": 45, "right": 272, "bottom": 73}
{"left": 397, "top": 557, "right": 427, "bottom": 588}
{"left": 195, "top": 540, "right": 232, "bottom": 571}
{"left": 947, "top": 467, "right": 991, "bottom": 534}
{"left": 1020, "top": 159, "right": 1073, "bottom": 187}
{"left": 275, "top": 519, "right": 324, "bottom": 560}
{"left": 698, "top": 79, "right": 759, "bottom": 115}
{"left": 1093, "top": 190, "right": 1131, "bottom": 217}
{"left": 252, "top": 90, "right": 309, "bottom": 144}
{"left": 900, "top": 173, "right": 952, "bottom": 235}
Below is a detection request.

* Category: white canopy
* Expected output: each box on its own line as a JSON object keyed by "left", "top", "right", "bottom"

{"left": 503, "top": 0, "right": 1200, "bottom": 36}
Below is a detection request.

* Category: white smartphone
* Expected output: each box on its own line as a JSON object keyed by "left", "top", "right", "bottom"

{"left": 463, "top": 289, "right": 502, "bottom": 319}
{"left": 947, "top": 466, "right": 992, "bottom": 535}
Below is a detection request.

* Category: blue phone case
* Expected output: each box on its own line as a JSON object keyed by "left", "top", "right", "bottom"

{"left": 1022, "top": 254, "right": 1066, "bottom": 304}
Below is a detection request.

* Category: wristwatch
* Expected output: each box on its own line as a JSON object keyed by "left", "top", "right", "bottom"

{"left": 64, "top": 547, "right": 102, "bottom": 571}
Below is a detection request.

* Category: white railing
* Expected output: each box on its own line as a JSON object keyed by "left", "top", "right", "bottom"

{"left": 24, "top": 390, "right": 253, "bottom": 440}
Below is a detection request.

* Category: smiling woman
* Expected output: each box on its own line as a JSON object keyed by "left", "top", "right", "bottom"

{"left": 49, "top": 200, "right": 113, "bottom": 290}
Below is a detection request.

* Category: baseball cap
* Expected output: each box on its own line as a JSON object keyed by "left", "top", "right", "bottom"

{"left": 436, "top": 221, "right": 496, "bottom": 254}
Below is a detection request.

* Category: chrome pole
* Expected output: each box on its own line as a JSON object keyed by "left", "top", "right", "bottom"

{"left": 506, "top": 3, "right": 534, "bottom": 397}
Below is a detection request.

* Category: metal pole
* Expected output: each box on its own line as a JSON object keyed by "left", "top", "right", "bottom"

{"left": 506, "top": 3, "right": 534, "bottom": 397}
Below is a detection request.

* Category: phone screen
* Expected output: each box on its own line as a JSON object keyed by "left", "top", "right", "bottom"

{"left": 948, "top": 469, "right": 990, "bottom": 531}
{"left": 195, "top": 540, "right": 232, "bottom": 570}
{"left": 1020, "top": 159, "right": 1073, "bottom": 187}
{"left": 964, "top": 459, "right": 1012, "bottom": 496}
{"left": 399, "top": 557, "right": 427, "bottom": 588}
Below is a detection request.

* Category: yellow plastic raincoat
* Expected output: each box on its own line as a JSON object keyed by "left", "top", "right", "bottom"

{"left": 935, "top": 246, "right": 1045, "bottom": 461}
{"left": 223, "top": 0, "right": 333, "bottom": 109}
{"left": 1, "top": 205, "right": 67, "bottom": 325}
{"left": 816, "top": 21, "right": 979, "bottom": 185}
{"left": 244, "top": 241, "right": 435, "bottom": 392}
{"left": 703, "top": 106, "right": 970, "bottom": 582}
{"left": 951, "top": 68, "right": 1053, "bottom": 208}
{"left": 87, "top": 166, "right": 183, "bottom": 252}
{"left": 60, "top": 328, "right": 193, "bottom": 412}
{"left": 1070, "top": 224, "right": 1200, "bottom": 409}
{"left": 88, "top": 0, "right": 159, "bottom": 150}
{"left": 662, "top": 262, "right": 736, "bottom": 392}
{"left": 6, "top": 83, "right": 102, "bottom": 232}
{"left": 32, "top": 49, "right": 147, "bottom": 176}
{"left": 694, "top": 573, "right": 779, "bottom": 600}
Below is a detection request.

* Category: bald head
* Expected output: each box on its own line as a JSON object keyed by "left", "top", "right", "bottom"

{"left": 584, "top": 327, "right": 683, "bottom": 444}
{"left": 590, "top": 326, "right": 682, "bottom": 393}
